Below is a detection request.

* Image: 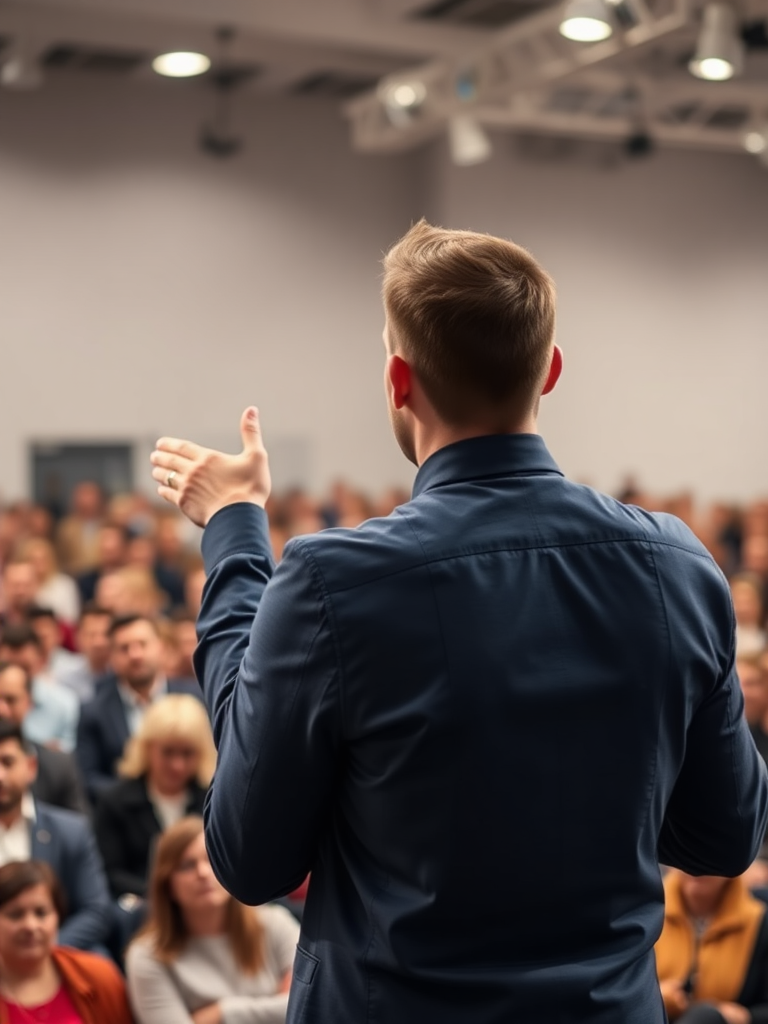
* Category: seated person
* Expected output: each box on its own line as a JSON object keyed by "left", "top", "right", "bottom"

{"left": 126, "top": 816, "right": 299, "bottom": 1024}
{"left": 0, "top": 625, "right": 79, "bottom": 752}
{"left": 0, "top": 859, "right": 133, "bottom": 1023}
{"left": 656, "top": 869, "right": 768, "bottom": 1023}
{"left": 76, "top": 615, "right": 201, "bottom": 801}
{"left": 58, "top": 603, "right": 114, "bottom": 704}
{"left": 27, "top": 605, "right": 85, "bottom": 686}
{"left": 0, "top": 661, "right": 88, "bottom": 815}
{"left": 0, "top": 721, "right": 111, "bottom": 951}
{"left": 95, "top": 694, "right": 214, "bottom": 902}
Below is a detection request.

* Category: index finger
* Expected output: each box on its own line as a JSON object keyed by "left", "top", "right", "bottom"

{"left": 155, "top": 437, "right": 201, "bottom": 460}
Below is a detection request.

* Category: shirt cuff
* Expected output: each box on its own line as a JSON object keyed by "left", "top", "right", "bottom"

{"left": 201, "top": 503, "right": 273, "bottom": 574}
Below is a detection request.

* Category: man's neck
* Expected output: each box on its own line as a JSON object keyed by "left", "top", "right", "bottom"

{"left": 0, "top": 802, "right": 24, "bottom": 830}
{"left": 414, "top": 417, "right": 538, "bottom": 468}
{"left": 123, "top": 675, "right": 160, "bottom": 702}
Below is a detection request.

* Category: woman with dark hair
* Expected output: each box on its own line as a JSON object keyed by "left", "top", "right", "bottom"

{"left": 0, "top": 860, "right": 133, "bottom": 1024}
{"left": 126, "top": 816, "right": 298, "bottom": 1024}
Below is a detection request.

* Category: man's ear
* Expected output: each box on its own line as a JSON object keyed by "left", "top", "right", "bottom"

{"left": 541, "top": 345, "right": 563, "bottom": 396}
{"left": 387, "top": 354, "right": 412, "bottom": 411}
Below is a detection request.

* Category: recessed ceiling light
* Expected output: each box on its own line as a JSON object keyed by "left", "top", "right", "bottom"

{"left": 152, "top": 52, "right": 211, "bottom": 78}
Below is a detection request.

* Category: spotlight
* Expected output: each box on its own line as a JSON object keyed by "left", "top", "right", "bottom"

{"left": 379, "top": 80, "right": 427, "bottom": 128}
{"left": 152, "top": 51, "right": 211, "bottom": 78}
{"left": 688, "top": 3, "right": 744, "bottom": 81}
{"left": 448, "top": 115, "right": 492, "bottom": 167}
{"left": 559, "top": 0, "right": 614, "bottom": 42}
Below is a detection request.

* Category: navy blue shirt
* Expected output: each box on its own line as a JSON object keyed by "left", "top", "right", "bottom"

{"left": 196, "top": 433, "right": 768, "bottom": 1024}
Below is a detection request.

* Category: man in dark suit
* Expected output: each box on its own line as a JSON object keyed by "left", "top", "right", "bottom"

{"left": 150, "top": 221, "right": 768, "bottom": 1024}
{"left": 0, "top": 720, "right": 111, "bottom": 950}
{"left": 76, "top": 614, "right": 200, "bottom": 800}
{"left": 0, "top": 661, "right": 89, "bottom": 815}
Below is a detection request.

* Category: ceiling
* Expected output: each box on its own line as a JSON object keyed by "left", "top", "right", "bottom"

{"left": 0, "top": 0, "right": 766, "bottom": 158}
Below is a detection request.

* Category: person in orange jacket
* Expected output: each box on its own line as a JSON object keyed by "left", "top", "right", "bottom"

{"left": 656, "top": 870, "right": 768, "bottom": 1024}
{"left": 0, "top": 860, "right": 133, "bottom": 1024}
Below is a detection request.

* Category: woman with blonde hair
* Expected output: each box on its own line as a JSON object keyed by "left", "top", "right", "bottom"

{"left": 126, "top": 816, "right": 298, "bottom": 1024}
{"left": 21, "top": 537, "right": 81, "bottom": 624}
{"left": 94, "top": 695, "right": 214, "bottom": 904}
{"left": 0, "top": 860, "right": 134, "bottom": 1024}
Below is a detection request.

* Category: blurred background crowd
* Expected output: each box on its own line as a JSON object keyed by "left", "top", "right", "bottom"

{"left": 0, "top": 476, "right": 767, "bottom": 1024}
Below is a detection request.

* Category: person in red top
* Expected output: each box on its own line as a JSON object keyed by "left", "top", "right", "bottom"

{"left": 0, "top": 860, "right": 133, "bottom": 1024}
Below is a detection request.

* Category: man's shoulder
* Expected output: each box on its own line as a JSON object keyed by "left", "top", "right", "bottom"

{"left": 35, "top": 799, "right": 90, "bottom": 836}
{"left": 284, "top": 511, "right": 423, "bottom": 595}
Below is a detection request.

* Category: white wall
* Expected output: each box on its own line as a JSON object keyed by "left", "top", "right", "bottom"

{"left": 1, "top": 76, "right": 767, "bottom": 504}
{"left": 427, "top": 135, "right": 768, "bottom": 502}
{"left": 0, "top": 76, "right": 422, "bottom": 501}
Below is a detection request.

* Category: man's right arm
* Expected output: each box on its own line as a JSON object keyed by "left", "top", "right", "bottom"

{"left": 656, "top": 550, "right": 768, "bottom": 875}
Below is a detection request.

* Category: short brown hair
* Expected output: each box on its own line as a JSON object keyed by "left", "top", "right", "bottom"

{"left": 383, "top": 220, "right": 556, "bottom": 426}
{"left": 135, "top": 816, "right": 265, "bottom": 973}
{"left": 0, "top": 860, "right": 66, "bottom": 919}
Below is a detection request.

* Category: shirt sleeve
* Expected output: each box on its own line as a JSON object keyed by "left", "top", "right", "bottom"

{"left": 194, "top": 504, "right": 342, "bottom": 906}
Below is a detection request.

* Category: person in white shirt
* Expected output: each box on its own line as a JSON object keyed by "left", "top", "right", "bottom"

{"left": 22, "top": 538, "right": 81, "bottom": 626}
{"left": 0, "top": 626, "right": 79, "bottom": 752}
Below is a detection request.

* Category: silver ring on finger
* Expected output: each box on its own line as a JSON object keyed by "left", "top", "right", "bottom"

{"left": 166, "top": 470, "right": 177, "bottom": 489}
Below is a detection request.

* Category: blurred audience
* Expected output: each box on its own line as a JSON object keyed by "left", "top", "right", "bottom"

{"left": 76, "top": 616, "right": 201, "bottom": 801}
{"left": 0, "top": 662, "right": 88, "bottom": 815}
{"left": 125, "top": 816, "right": 298, "bottom": 1024}
{"left": 22, "top": 538, "right": 81, "bottom": 625}
{"left": 0, "top": 626, "right": 79, "bottom": 752}
{"left": 59, "top": 604, "right": 113, "bottom": 703}
{"left": 656, "top": 869, "right": 768, "bottom": 1023}
{"left": 0, "top": 722, "right": 111, "bottom": 951}
{"left": 0, "top": 859, "right": 133, "bottom": 1023}
{"left": 56, "top": 483, "right": 105, "bottom": 576}
{"left": 95, "top": 695, "right": 214, "bottom": 903}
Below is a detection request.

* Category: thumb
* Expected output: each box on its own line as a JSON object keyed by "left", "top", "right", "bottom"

{"left": 240, "top": 406, "right": 262, "bottom": 453}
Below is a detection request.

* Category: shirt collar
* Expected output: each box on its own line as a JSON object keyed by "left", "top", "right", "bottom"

{"left": 21, "top": 793, "right": 36, "bottom": 825}
{"left": 412, "top": 433, "right": 563, "bottom": 500}
{"left": 118, "top": 676, "right": 168, "bottom": 709}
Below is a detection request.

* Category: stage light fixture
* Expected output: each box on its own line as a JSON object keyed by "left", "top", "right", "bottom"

{"left": 559, "top": 0, "right": 613, "bottom": 42}
{"left": 379, "top": 79, "right": 427, "bottom": 128}
{"left": 152, "top": 51, "right": 211, "bottom": 78}
{"left": 688, "top": 3, "right": 744, "bottom": 81}
{"left": 448, "top": 115, "right": 492, "bottom": 167}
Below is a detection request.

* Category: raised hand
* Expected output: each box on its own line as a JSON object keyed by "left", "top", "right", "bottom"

{"left": 150, "top": 406, "right": 271, "bottom": 528}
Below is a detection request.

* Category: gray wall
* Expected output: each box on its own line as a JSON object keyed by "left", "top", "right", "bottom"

{"left": 1, "top": 76, "right": 766, "bottom": 502}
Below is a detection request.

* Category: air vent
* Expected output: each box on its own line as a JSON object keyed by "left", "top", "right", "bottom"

{"left": 415, "top": 0, "right": 554, "bottom": 29}
{"left": 292, "top": 71, "right": 380, "bottom": 98}
{"left": 705, "top": 106, "right": 749, "bottom": 129}
{"left": 44, "top": 44, "right": 146, "bottom": 74}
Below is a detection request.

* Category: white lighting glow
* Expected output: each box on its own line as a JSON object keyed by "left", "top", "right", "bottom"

{"left": 448, "top": 115, "right": 492, "bottom": 167}
{"left": 152, "top": 51, "right": 211, "bottom": 78}
{"left": 689, "top": 55, "right": 734, "bottom": 80}
{"left": 560, "top": 15, "right": 613, "bottom": 40}
{"left": 744, "top": 131, "right": 768, "bottom": 155}
{"left": 559, "top": 0, "right": 613, "bottom": 41}
{"left": 688, "top": 4, "right": 743, "bottom": 81}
